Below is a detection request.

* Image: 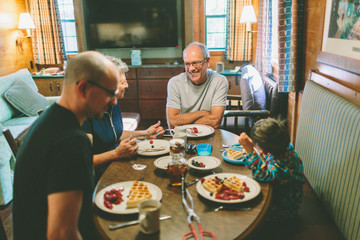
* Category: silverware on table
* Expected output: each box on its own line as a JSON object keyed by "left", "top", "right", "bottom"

{"left": 187, "top": 131, "right": 199, "bottom": 136}
{"left": 208, "top": 205, "right": 252, "bottom": 212}
{"left": 186, "top": 178, "right": 199, "bottom": 187}
{"left": 138, "top": 147, "right": 166, "bottom": 152}
{"left": 109, "top": 215, "right": 172, "bottom": 230}
{"left": 186, "top": 128, "right": 199, "bottom": 136}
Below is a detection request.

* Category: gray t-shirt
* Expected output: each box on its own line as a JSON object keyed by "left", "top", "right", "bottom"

{"left": 166, "top": 69, "right": 228, "bottom": 113}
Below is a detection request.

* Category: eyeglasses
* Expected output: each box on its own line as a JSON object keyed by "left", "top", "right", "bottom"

{"left": 87, "top": 81, "right": 119, "bottom": 98}
{"left": 119, "top": 80, "right": 128, "bottom": 86}
{"left": 184, "top": 58, "right": 207, "bottom": 68}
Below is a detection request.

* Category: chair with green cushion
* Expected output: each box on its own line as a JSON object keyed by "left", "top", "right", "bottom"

{"left": 0, "top": 69, "right": 58, "bottom": 205}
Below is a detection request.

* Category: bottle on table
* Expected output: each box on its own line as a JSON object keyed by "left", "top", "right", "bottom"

{"left": 167, "top": 139, "right": 187, "bottom": 187}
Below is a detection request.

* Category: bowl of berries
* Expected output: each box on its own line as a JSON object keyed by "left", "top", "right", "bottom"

{"left": 188, "top": 156, "right": 221, "bottom": 171}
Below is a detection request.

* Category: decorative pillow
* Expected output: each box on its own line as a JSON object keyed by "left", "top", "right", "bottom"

{"left": 240, "top": 65, "right": 266, "bottom": 111}
{"left": 4, "top": 78, "right": 48, "bottom": 117}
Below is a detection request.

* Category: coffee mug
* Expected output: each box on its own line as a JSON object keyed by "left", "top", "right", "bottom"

{"left": 170, "top": 126, "right": 187, "bottom": 136}
{"left": 138, "top": 199, "right": 161, "bottom": 234}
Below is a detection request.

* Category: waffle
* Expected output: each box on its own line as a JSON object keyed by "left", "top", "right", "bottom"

{"left": 223, "top": 176, "right": 244, "bottom": 192}
{"left": 202, "top": 178, "right": 223, "bottom": 194}
{"left": 227, "top": 148, "right": 245, "bottom": 160}
{"left": 126, "top": 181, "right": 152, "bottom": 208}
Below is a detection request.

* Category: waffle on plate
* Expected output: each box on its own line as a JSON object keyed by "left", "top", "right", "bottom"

{"left": 126, "top": 181, "right": 153, "bottom": 208}
{"left": 202, "top": 178, "right": 224, "bottom": 194}
{"left": 223, "top": 176, "right": 244, "bottom": 192}
{"left": 227, "top": 148, "right": 245, "bottom": 160}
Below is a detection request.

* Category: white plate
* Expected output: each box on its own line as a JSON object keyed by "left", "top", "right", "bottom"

{"left": 154, "top": 156, "right": 188, "bottom": 170}
{"left": 95, "top": 181, "right": 162, "bottom": 214}
{"left": 188, "top": 156, "right": 221, "bottom": 171}
{"left": 182, "top": 124, "right": 215, "bottom": 138}
{"left": 196, "top": 173, "right": 261, "bottom": 203}
{"left": 137, "top": 139, "right": 170, "bottom": 156}
{"left": 153, "top": 156, "right": 172, "bottom": 170}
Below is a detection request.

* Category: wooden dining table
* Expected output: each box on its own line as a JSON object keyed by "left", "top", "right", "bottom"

{"left": 93, "top": 129, "right": 272, "bottom": 240}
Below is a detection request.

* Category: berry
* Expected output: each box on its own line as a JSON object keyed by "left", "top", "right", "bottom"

{"left": 150, "top": 140, "right": 153, "bottom": 144}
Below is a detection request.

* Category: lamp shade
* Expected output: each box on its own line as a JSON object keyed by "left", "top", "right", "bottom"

{"left": 240, "top": 5, "right": 257, "bottom": 23}
{"left": 18, "top": 13, "right": 35, "bottom": 29}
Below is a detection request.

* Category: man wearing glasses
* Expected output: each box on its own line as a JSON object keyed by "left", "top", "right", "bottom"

{"left": 13, "top": 51, "right": 118, "bottom": 240}
{"left": 166, "top": 42, "right": 228, "bottom": 129}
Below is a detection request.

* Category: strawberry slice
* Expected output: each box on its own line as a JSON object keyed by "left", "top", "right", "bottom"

{"left": 104, "top": 200, "right": 113, "bottom": 209}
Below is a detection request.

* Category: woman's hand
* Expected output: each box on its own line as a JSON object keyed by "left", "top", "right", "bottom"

{"left": 238, "top": 132, "right": 254, "bottom": 155}
{"left": 114, "top": 137, "right": 138, "bottom": 159}
{"left": 146, "top": 121, "right": 165, "bottom": 138}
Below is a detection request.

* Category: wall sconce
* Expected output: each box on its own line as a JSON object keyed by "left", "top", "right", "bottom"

{"left": 18, "top": 13, "right": 35, "bottom": 38}
{"left": 240, "top": 5, "right": 257, "bottom": 60}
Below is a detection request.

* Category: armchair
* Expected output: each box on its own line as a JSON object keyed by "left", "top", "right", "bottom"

{"left": 222, "top": 65, "right": 279, "bottom": 134}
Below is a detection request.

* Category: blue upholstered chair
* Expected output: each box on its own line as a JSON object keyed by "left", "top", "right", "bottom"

{"left": 222, "top": 65, "right": 277, "bottom": 133}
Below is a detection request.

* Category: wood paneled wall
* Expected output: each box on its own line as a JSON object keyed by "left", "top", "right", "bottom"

{"left": 0, "top": 0, "right": 34, "bottom": 76}
{"left": 288, "top": 0, "right": 327, "bottom": 143}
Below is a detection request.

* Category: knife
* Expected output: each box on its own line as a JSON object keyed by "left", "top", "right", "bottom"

{"left": 109, "top": 215, "right": 171, "bottom": 230}
{"left": 139, "top": 147, "right": 166, "bottom": 152}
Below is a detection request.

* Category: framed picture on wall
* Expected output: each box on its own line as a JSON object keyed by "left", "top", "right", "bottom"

{"left": 322, "top": 0, "right": 360, "bottom": 60}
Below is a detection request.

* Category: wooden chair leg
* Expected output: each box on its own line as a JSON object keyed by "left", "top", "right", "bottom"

{"left": 0, "top": 217, "right": 7, "bottom": 240}
{"left": 2, "top": 128, "right": 18, "bottom": 157}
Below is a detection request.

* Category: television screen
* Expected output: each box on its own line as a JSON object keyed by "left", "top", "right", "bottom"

{"left": 85, "top": 0, "right": 179, "bottom": 49}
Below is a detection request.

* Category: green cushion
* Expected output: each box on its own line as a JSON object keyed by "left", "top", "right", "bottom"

{"left": 4, "top": 78, "right": 48, "bottom": 117}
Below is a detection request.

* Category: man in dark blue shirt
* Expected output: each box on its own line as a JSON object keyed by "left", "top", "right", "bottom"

{"left": 82, "top": 56, "right": 164, "bottom": 180}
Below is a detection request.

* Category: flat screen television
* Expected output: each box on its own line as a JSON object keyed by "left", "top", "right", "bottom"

{"left": 83, "top": 0, "right": 183, "bottom": 59}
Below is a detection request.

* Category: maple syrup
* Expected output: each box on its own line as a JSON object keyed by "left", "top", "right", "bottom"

{"left": 167, "top": 139, "right": 187, "bottom": 186}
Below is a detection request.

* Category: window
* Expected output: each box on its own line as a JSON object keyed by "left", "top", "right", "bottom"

{"left": 271, "top": 0, "right": 279, "bottom": 74}
{"left": 57, "top": 0, "right": 78, "bottom": 55}
{"left": 205, "top": 0, "right": 227, "bottom": 51}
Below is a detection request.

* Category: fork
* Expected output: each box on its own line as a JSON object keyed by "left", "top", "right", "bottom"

{"left": 186, "top": 128, "right": 199, "bottom": 136}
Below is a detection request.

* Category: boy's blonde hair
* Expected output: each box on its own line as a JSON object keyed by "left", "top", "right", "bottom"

{"left": 250, "top": 117, "right": 290, "bottom": 156}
